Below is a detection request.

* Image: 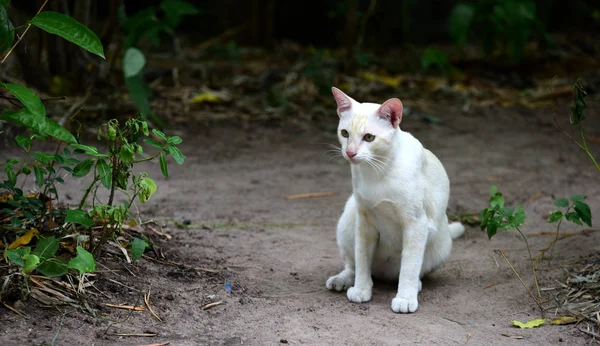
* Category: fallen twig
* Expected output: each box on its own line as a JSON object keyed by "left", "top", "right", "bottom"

{"left": 200, "top": 301, "right": 223, "bottom": 310}
{"left": 285, "top": 192, "right": 335, "bottom": 200}
{"left": 105, "top": 303, "right": 146, "bottom": 311}
{"left": 107, "top": 333, "right": 157, "bottom": 337}
{"left": 144, "top": 289, "right": 162, "bottom": 322}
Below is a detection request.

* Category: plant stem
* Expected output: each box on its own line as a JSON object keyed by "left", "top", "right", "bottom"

{"left": 0, "top": 0, "right": 50, "bottom": 63}
{"left": 496, "top": 249, "right": 545, "bottom": 316}
{"left": 515, "top": 227, "right": 542, "bottom": 304}
{"left": 579, "top": 123, "right": 600, "bottom": 174}
{"left": 79, "top": 177, "right": 100, "bottom": 209}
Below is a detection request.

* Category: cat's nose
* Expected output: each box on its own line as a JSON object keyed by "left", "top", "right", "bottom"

{"left": 346, "top": 150, "right": 357, "bottom": 158}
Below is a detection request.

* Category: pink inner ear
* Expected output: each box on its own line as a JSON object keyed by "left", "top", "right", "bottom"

{"left": 331, "top": 87, "right": 354, "bottom": 116}
{"left": 377, "top": 98, "right": 403, "bottom": 129}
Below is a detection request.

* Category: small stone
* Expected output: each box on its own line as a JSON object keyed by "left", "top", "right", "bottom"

{"left": 280, "top": 339, "right": 288, "bottom": 344}
{"left": 183, "top": 219, "right": 192, "bottom": 225}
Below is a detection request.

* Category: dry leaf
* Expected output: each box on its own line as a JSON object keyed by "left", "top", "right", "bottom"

{"left": 511, "top": 318, "right": 545, "bottom": 329}
{"left": 285, "top": 192, "right": 335, "bottom": 200}
{"left": 8, "top": 229, "right": 39, "bottom": 249}
{"left": 360, "top": 72, "right": 403, "bottom": 87}
{"left": 190, "top": 92, "right": 222, "bottom": 104}
{"left": 550, "top": 316, "right": 581, "bottom": 325}
{"left": 501, "top": 334, "right": 524, "bottom": 339}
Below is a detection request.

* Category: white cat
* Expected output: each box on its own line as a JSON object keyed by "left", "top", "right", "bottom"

{"left": 325, "top": 87, "right": 464, "bottom": 313}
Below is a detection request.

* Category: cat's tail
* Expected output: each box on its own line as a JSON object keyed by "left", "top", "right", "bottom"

{"left": 448, "top": 222, "right": 465, "bottom": 240}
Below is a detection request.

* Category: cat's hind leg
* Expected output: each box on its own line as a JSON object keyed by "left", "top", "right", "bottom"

{"left": 326, "top": 196, "right": 356, "bottom": 292}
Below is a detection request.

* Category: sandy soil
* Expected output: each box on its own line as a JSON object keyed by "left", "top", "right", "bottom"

{"left": 1, "top": 102, "right": 600, "bottom": 346}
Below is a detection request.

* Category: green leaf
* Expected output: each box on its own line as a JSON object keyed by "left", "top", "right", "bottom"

{"left": 144, "top": 138, "right": 164, "bottom": 149}
{"left": 511, "top": 318, "right": 545, "bottom": 329}
{"left": 0, "top": 83, "right": 45, "bottom": 118}
{"left": 486, "top": 221, "right": 498, "bottom": 240}
{"left": 5, "top": 165, "right": 16, "bottom": 185}
{"left": 119, "top": 144, "right": 136, "bottom": 162}
{"left": 168, "top": 136, "right": 182, "bottom": 145}
{"left": 34, "top": 152, "right": 56, "bottom": 164}
{"left": 489, "top": 192, "right": 504, "bottom": 209}
{"left": 69, "top": 143, "right": 108, "bottom": 158}
{"left": 0, "top": 109, "right": 76, "bottom": 143}
{"left": 160, "top": 0, "right": 200, "bottom": 28}
{"left": 508, "top": 205, "right": 526, "bottom": 228}
{"left": 72, "top": 159, "right": 93, "bottom": 177}
{"left": 130, "top": 237, "right": 149, "bottom": 260}
{"left": 33, "top": 236, "right": 59, "bottom": 260}
{"left": 6, "top": 247, "right": 29, "bottom": 266}
{"left": 554, "top": 198, "right": 569, "bottom": 208}
{"left": 33, "top": 165, "right": 45, "bottom": 187}
{"left": 0, "top": 5, "right": 14, "bottom": 54}
{"left": 36, "top": 258, "right": 68, "bottom": 277}
{"left": 449, "top": 3, "right": 474, "bottom": 45}
{"left": 65, "top": 209, "right": 94, "bottom": 228}
{"left": 23, "top": 253, "right": 40, "bottom": 273}
{"left": 574, "top": 201, "right": 592, "bottom": 227}
{"left": 123, "top": 47, "right": 146, "bottom": 78}
{"left": 68, "top": 246, "right": 96, "bottom": 274}
{"left": 152, "top": 129, "right": 167, "bottom": 141}
{"left": 159, "top": 152, "right": 168, "bottom": 178}
{"left": 30, "top": 11, "right": 105, "bottom": 59}
{"left": 125, "top": 74, "right": 152, "bottom": 119}
{"left": 548, "top": 211, "right": 563, "bottom": 223}
{"left": 15, "top": 135, "right": 32, "bottom": 148}
{"left": 96, "top": 158, "right": 112, "bottom": 189}
{"left": 565, "top": 212, "right": 583, "bottom": 225}
{"left": 570, "top": 83, "right": 587, "bottom": 125}
{"left": 570, "top": 195, "right": 586, "bottom": 202}
{"left": 168, "top": 145, "right": 185, "bottom": 164}
{"left": 138, "top": 177, "right": 157, "bottom": 203}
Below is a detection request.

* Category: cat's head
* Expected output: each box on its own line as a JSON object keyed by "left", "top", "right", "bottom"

{"left": 332, "top": 87, "right": 403, "bottom": 164}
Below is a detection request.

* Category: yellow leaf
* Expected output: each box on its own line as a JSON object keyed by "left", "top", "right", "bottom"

{"left": 360, "top": 72, "right": 403, "bottom": 87}
{"left": 511, "top": 318, "right": 546, "bottom": 329}
{"left": 128, "top": 219, "right": 138, "bottom": 227}
{"left": 190, "top": 92, "right": 222, "bottom": 104}
{"left": 8, "top": 229, "right": 39, "bottom": 249}
{"left": 0, "top": 193, "right": 13, "bottom": 203}
{"left": 550, "top": 316, "right": 581, "bottom": 325}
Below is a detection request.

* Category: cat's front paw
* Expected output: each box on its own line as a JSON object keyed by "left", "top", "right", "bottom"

{"left": 326, "top": 274, "right": 353, "bottom": 292}
{"left": 347, "top": 286, "right": 372, "bottom": 303}
{"left": 391, "top": 296, "right": 419, "bottom": 313}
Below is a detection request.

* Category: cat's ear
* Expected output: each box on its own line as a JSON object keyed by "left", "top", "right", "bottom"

{"left": 377, "top": 98, "right": 403, "bottom": 129}
{"left": 331, "top": 87, "right": 356, "bottom": 117}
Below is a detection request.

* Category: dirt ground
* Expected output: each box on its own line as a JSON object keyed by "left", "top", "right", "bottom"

{"left": 1, "top": 100, "right": 600, "bottom": 346}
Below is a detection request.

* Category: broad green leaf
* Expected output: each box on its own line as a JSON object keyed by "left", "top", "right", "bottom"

{"left": 130, "top": 237, "right": 149, "bottom": 260}
{"left": 168, "top": 136, "right": 182, "bottom": 145}
{"left": 30, "top": 11, "right": 105, "bottom": 59}
{"left": 6, "top": 247, "right": 29, "bottom": 266}
{"left": 123, "top": 47, "right": 146, "bottom": 78}
{"left": 565, "top": 211, "right": 582, "bottom": 225}
{"left": 510, "top": 318, "right": 545, "bottom": 329}
{"left": 161, "top": 0, "right": 200, "bottom": 28}
{"left": 0, "top": 109, "right": 76, "bottom": 143}
{"left": 486, "top": 221, "right": 498, "bottom": 240}
{"left": 152, "top": 129, "right": 167, "bottom": 141}
{"left": 69, "top": 143, "right": 108, "bottom": 158}
{"left": 5, "top": 165, "right": 16, "bottom": 185}
{"left": 144, "top": 138, "right": 163, "bottom": 149}
{"left": 570, "top": 195, "right": 586, "bottom": 202}
{"left": 509, "top": 205, "right": 526, "bottom": 228}
{"left": 33, "top": 165, "right": 45, "bottom": 187}
{"left": 15, "top": 135, "right": 31, "bottom": 148}
{"left": 36, "top": 258, "right": 68, "bottom": 277}
{"left": 490, "top": 185, "right": 498, "bottom": 197}
{"left": 33, "top": 236, "right": 59, "bottom": 260}
{"left": 554, "top": 198, "right": 569, "bottom": 208}
{"left": 23, "top": 253, "right": 40, "bottom": 273}
{"left": 34, "top": 152, "right": 56, "bottom": 164}
{"left": 574, "top": 201, "right": 592, "bottom": 227}
{"left": 168, "top": 145, "right": 185, "bottom": 164}
{"left": 65, "top": 209, "right": 94, "bottom": 228}
{"left": 68, "top": 246, "right": 96, "bottom": 274}
{"left": 159, "top": 152, "right": 168, "bottom": 178}
{"left": 96, "top": 158, "right": 112, "bottom": 189}
{"left": 0, "top": 4, "right": 14, "bottom": 54}
{"left": 449, "top": 3, "right": 474, "bottom": 45}
{"left": 138, "top": 177, "right": 157, "bottom": 203}
{"left": 125, "top": 74, "right": 152, "bottom": 119}
{"left": 72, "top": 159, "right": 93, "bottom": 177}
{"left": 0, "top": 83, "right": 45, "bottom": 118}
{"left": 119, "top": 144, "right": 136, "bottom": 162}
{"left": 489, "top": 193, "right": 504, "bottom": 209}
{"left": 548, "top": 210, "right": 563, "bottom": 223}
{"left": 570, "top": 83, "right": 586, "bottom": 125}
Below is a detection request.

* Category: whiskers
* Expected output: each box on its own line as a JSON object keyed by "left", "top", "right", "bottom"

{"left": 322, "top": 143, "right": 344, "bottom": 163}
{"left": 360, "top": 154, "right": 389, "bottom": 176}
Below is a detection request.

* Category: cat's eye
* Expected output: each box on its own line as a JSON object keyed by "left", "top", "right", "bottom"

{"left": 363, "top": 133, "right": 375, "bottom": 142}
{"left": 341, "top": 129, "right": 349, "bottom": 138}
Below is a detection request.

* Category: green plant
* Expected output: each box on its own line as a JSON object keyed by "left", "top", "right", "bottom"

{"left": 119, "top": 0, "right": 200, "bottom": 123}
{"left": 480, "top": 186, "right": 592, "bottom": 316}
{"left": 554, "top": 83, "right": 600, "bottom": 174}
{"left": 421, "top": 47, "right": 454, "bottom": 75}
{"left": 449, "top": 0, "right": 549, "bottom": 62}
